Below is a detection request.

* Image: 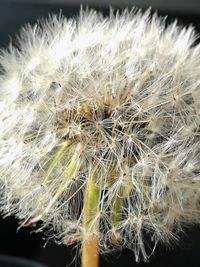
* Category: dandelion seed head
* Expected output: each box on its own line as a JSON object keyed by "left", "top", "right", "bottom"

{"left": 0, "top": 7, "right": 200, "bottom": 262}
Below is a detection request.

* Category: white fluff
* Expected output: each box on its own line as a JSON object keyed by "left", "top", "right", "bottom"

{"left": 0, "top": 7, "right": 200, "bottom": 262}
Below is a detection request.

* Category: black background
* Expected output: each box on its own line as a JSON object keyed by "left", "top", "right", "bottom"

{"left": 0, "top": 1, "right": 200, "bottom": 267}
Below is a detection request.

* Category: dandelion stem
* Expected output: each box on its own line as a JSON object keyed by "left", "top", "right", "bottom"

{"left": 82, "top": 168, "right": 100, "bottom": 267}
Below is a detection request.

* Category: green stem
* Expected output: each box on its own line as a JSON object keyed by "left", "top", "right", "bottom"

{"left": 82, "top": 168, "right": 100, "bottom": 267}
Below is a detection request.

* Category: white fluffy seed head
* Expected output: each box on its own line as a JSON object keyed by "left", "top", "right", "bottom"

{"left": 0, "top": 7, "right": 200, "bottom": 262}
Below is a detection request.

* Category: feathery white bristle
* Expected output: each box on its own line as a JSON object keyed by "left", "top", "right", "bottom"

{"left": 0, "top": 7, "right": 200, "bottom": 262}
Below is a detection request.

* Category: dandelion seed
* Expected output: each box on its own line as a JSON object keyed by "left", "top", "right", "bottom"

{"left": 0, "top": 7, "right": 200, "bottom": 267}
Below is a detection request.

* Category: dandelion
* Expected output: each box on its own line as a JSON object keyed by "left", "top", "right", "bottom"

{"left": 0, "top": 7, "right": 200, "bottom": 266}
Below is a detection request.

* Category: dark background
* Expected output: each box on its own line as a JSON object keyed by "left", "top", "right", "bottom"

{"left": 0, "top": 1, "right": 200, "bottom": 266}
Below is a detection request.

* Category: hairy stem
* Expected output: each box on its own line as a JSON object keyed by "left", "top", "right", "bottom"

{"left": 82, "top": 168, "right": 100, "bottom": 267}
